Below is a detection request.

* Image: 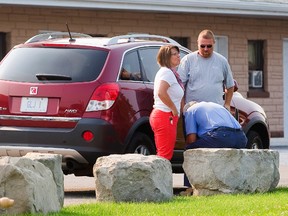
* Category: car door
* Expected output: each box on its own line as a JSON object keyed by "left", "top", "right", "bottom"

{"left": 138, "top": 45, "right": 189, "bottom": 147}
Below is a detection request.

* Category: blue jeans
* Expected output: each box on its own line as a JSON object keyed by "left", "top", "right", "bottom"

{"left": 184, "top": 127, "right": 247, "bottom": 187}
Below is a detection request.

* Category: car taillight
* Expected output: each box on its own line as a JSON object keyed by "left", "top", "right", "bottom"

{"left": 85, "top": 83, "right": 120, "bottom": 112}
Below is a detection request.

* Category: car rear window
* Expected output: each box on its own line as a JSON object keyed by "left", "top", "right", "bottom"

{"left": 0, "top": 47, "right": 108, "bottom": 82}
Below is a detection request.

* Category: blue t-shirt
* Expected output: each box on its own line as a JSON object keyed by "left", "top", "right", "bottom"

{"left": 184, "top": 101, "right": 241, "bottom": 137}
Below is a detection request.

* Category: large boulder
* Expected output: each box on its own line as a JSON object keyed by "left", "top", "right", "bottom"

{"left": 0, "top": 156, "right": 61, "bottom": 215}
{"left": 183, "top": 148, "right": 280, "bottom": 196}
{"left": 24, "top": 153, "right": 64, "bottom": 207}
{"left": 93, "top": 154, "right": 173, "bottom": 202}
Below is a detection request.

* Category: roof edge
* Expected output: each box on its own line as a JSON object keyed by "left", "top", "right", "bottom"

{"left": 0, "top": 0, "right": 288, "bottom": 17}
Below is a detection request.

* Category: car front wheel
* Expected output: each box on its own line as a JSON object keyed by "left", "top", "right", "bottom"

{"left": 126, "top": 132, "right": 156, "bottom": 155}
{"left": 246, "top": 130, "right": 263, "bottom": 149}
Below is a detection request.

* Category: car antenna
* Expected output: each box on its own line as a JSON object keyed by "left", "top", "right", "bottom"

{"left": 66, "top": 22, "right": 75, "bottom": 42}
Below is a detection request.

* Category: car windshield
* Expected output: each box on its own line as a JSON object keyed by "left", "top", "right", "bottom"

{"left": 0, "top": 47, "right": 108, "bottom": 82}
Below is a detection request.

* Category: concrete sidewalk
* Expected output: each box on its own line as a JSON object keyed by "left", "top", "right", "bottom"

{"left": 270, "top": 137, "right": 288, "bottom": 147}
{"left": 270, "top": 138, "right": 288, "bottom": 187}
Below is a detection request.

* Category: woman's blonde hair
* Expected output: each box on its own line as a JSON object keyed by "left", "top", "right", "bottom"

{"left": 157, "top": 45, "right": 180, "bottom": 68}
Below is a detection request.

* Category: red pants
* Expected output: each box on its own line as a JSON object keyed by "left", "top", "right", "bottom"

{"left": 149, "top": 109, "right": 179, "bottom": 160}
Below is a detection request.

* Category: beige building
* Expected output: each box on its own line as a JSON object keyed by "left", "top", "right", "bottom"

{"left": 0, "top": 0, "right": 288, "bottom": 139}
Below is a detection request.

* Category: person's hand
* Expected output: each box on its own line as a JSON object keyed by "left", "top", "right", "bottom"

{"left": 172, "top": 109, "right": 178, "bottom": 117}
{"left": 183, "top": 101, "right": 197, "bottom": 113}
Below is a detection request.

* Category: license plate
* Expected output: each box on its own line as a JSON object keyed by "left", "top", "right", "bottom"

{"left": 20, "top": 97, "right": 48, "bottom": 113}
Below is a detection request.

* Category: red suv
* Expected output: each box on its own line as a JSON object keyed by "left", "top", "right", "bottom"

{"left": 0, "top": 33, "right": 270, "bottom": 176}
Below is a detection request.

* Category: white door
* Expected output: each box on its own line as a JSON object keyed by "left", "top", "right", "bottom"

{"left": 283, "top": 39, "right": 288, "bottom": 139}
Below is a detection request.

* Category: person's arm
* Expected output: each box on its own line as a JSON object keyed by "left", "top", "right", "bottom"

{"left": 223, "top": 58, "right": 235, "bottom": 111}
{"left": 158, "top": 80, "right": 178, "bottom": 116}
{"left": 130, "top": 72, "right": 141, "bottom": 81}
{"left": 186, "top": 133, "right": 197, "bottom": 144}
{"left": 224, "top": 86, "right": 234, "bottom": 111}
{"left": 184, "top": 108, "right": 197, "bottom": 144}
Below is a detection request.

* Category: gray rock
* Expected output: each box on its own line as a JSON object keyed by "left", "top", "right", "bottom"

{"left": 24, "top": 153, "right": 64, "bottom": 207}
{"left": 93, "top": 154, "right": 173, "bottom": 202}
{"left": 0, "top": 156, "right": 61, "bottom": 214}
{"left": 183, "top": 148, "right": 280, "bottom": 196}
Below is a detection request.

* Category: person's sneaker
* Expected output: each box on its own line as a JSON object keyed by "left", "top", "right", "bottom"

{"left": 179, "top": 187, "right": 193, "bottom": 196}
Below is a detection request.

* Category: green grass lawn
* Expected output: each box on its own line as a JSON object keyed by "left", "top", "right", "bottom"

{"left": 41, "top": 187, "right": 288, "bottom": 216}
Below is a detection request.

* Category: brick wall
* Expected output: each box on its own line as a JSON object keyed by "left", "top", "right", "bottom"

{"left": 0, "top": 5, "right": 287, "bottom": 137}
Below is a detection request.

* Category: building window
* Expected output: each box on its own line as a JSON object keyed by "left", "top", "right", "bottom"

{"left": 0, "top": 33, "right": 6, "bottom": 60}
{"left": 247, "top": 40, "right": 269, "bottom": 98}
{"left": 170, "top": 37, "right": 188, "bottom": 48}
{"left": 89, "top": 34, "right": 106, "bottom": 37}
{"left": 215, "top": 36, "right": 228, "bottom": 59}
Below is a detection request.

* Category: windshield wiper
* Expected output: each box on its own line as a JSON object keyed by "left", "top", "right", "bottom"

{"left": 36, "top": 74, "right": 72, "bottom": 81}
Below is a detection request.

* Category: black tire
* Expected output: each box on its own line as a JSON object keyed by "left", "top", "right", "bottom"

{"left": 246, "top": 130, "right": 263, "bottom": 149}
{"left": 126, "top": 132, "right": 156, "bottom": 155}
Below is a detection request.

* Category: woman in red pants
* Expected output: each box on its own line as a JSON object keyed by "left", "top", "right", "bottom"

{"left": 149, "top": 45, "right": 184, "bottom": 160}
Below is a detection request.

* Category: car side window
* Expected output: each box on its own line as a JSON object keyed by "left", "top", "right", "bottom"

{"left": 120, "top": 50, "right": 142, "bottom": 81}
{"left": 180, "top": 50, "right": 189, "bottom": 59}
{"left": 138, "top": 47, "right": 160, "bottom": 83}
{"left": 138, "top": 47, "right": 189, "bottom": 83}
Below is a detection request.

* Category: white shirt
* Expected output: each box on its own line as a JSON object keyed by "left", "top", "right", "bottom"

{"left": 153, "top": 67, "right": 184, "bottom": 114}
